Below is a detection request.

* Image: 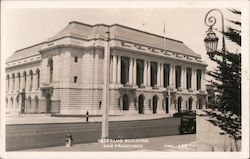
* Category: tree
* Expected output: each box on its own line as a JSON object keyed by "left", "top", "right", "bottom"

{"left": 205, "top": 9, "right": 241, "bottom": 151}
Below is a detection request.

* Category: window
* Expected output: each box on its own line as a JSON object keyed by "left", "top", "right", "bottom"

{"left": 74, "top": 76, "right": 78, "bottom": 83}
{"left": 36, "top": 69, "right": 40, "bottom": 88}
{"left": 136, "top": 60, "right": 143, "bottom": 86}
{"left": 163, "top": 64, "right": 170, "bottom": 88}
{"left": 74, "top": 56, "right": 78, "bottom": 63}
{"left": 175, "top": 66, "right": 181, "bottom": 89}
{"left": 48, "top": 58, "right": 53, "bottom": 83}
{"left": 122, "top": 94, "right": 129, "bottom": 110}
{"left": 186, "top": 68, "right": 192, "bottom": 89}
{"left": 197, "top": 69, "right": 202, "bottom": 90}
{"left": 30, "top": 70, "right": 33, "bottom": 90}
{"left": 150, "top": 62, "right": 157, "bottom": 87}
{"left": 121, "top": 57, "right": 129, "bottom": 84}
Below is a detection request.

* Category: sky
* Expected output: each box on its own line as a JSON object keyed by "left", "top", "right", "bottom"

{"left": 1, "top": 7, "right": 241, "bottom": 82}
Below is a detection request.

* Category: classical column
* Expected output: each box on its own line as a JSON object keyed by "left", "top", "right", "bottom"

{"left": 160, "top": 63, "right": 164, "bottom": 87}
{"left": 117, "top": 55, "right": 121, "bottom": 83}
{"left": 9, "top": 77, "right": 13, "bottom": 92}
{"left": 157, "top": 63, "right": 160, "bottom": 86}
{"left": 14, "top": 75, "right": 19, "bottom": 92}
{"left": 112, "top": 55, "right": 117, "bottom": 83}
{"left": 169, "top": 64, "right": 172, "bottom": 88}
{"left": 182, "top": 67, "right": 186, "bottom": 89}
{"left": 109, "top": 55, "right": 113, "bottom": 83}
{"left": 172, "top": 65, "right": 176, "bottom": 89}
{"left": 20, "top": 75, "right": 24, "bottom": 90}
{"left": 201, "top": 70, "right": 206, "bottom": 91}
{"left": 133, "top": 58, "right": 137, "bottom": 85}
{"left": 192, "top": 68, "right": 197, "bottom": 90}
{"left": 129, "top": 58, "right": 133, "bottom": 85}
{"left": 143, "top": 60, "right": 147, "bottom": 86}
{"left": 33, "top": 74, "right": 38, "bottom": 90}
{"left": 27, "top": 74, "right": 31, "bottom": 91}
{"left": 147, "top": 61, "right": 151, "bottom": 86}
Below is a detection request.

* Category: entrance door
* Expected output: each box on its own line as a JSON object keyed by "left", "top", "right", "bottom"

{"left": 177, "top": 97, "right": 182, "bottom": 113}
{"left": 45, "top": 92, "right": 51, "bottom": 113}
{"left": 152, "top": 96, "right": 158, "bottom": 114}
{"left": 165, "top": 97, "right": 169, "bottom": 113}
{"left": 188, "top": 98, "right": 193, "bottom": 111}
{"left": 138, "top": 95, "right": 144, "bottom": 114}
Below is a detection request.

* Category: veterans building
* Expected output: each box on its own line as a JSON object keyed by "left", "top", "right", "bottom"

{"left": 5, "top": 21, "right": 207, "bottom": 115}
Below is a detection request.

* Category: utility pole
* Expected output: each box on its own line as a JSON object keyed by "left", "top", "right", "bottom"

{"left": 101, "top": 28, "right": 110, "bottom": 139}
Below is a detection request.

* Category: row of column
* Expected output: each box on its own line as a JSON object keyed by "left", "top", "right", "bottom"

{"left": 6, "top": 74, "right": 40, "bottom": 93}
{"left": 109, "top": 55, "right": 205, "bottom": 90}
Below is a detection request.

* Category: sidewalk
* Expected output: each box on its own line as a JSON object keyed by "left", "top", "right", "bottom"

{"left": 6, "top": 113, "right": 172, "bottom": 125}
{"left": 24, "top": 134, "right": 197, "bottom": 151}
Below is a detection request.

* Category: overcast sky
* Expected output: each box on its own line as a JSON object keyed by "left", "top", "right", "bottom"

{"left": 2, "top": 7, "right": 241, "bottom": 82}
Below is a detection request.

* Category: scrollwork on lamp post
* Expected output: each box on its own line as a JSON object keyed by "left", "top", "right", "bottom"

{"left": 204, "top": 9, "right": 226, "bottom": 55}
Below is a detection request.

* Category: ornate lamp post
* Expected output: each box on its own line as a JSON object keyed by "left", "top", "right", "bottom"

{"left": 204, "top": 9, "right": 226, "bottom": 54}
{"left": 101, "top": 28, "right": 110, "bottom": 139}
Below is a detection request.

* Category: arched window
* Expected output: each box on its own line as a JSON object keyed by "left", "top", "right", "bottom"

{"left": 16, "top": 95, "right": 20, "bottom": 109}
{"left": 10, "top": 97, "right": 13, "bottom": 109}
{"left": 48, "top": 58, "right": 53, "bottom": 83}
{"left": 188, "top": 97, "right": 193, "bottom": 110}
{"left": 152, "top": 95, "right": 158, "bottom": 114}
{"left": 138, "top": 94, "right": 144, "bottom": 114}
{"left": 34, "top": 96, "right": 39, "bottom": 113}
{"left": 30, "top": 70, "right": 33, "bottom": 90}
{"left": 198, "top": 98, "right": 203, "bottom": 109}
{"left": 28, "top": 96, "right": 32, "bottom": 109}
{"left": 6, "top": 98, "right": 8, "bottom": 109}
{"left": 122, "top": 94, "right": 129, "bottom": 110}
{"left": 177, "top": 96, "right": 182, "bottom": 112}
{"left": 36, "top": 69, "right": 40, "bottom": 88}
{"left": 165, "top": 97, "right": 169, "bottom": 113}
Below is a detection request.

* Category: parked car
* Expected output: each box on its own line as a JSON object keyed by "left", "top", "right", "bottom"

{"left": 173, "top": 110, "right": 196, "bottom": 117}
{"left": 178, "top": 116, "right": 196, "bottom": 134}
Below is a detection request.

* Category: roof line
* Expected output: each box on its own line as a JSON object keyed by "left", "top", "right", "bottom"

{"left": 110, "top": 23, "right": 183, "bottom": 44}
{"left": 14, "top": 42, "right": 46, "bottom": 53}
{"left": 68, "top": 21, "right": 183, "bottom": 44}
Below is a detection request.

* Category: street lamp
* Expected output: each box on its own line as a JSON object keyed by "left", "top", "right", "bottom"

{"left": 101, "top": 28, "right": 110, "bottom": 139}
{"left": 204, "top": 27, "right": 219, "bottom": 54}
{"left": 204, "top": 9, "right": 226, "bottom": 54}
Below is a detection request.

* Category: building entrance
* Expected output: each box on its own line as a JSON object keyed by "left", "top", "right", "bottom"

{"left": 138, "top": 95, "right": 144, "bottom": 114}
{"left": 165, "top": 97, "right": 169, "bottom": 113}
{"left": 152, "top": 96, "right": 158, "bottom": 114}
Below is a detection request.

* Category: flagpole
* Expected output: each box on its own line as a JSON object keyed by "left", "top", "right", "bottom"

{"left": 163, "top": 20, "right": 166, "bottom": 51}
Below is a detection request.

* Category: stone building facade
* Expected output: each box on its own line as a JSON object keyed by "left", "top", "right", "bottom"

{"left": 5, "top": 21, "right": 207, "bottom": 115}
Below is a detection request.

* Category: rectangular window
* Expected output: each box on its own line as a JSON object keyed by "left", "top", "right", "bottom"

{"left": 74, "top": 56, "right": 78, "bottom": 63}
{"left": 74, "top": 76, "right": 77, "bottom": 83}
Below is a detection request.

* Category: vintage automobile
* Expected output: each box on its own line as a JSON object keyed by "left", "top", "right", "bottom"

{"left": 178, "top": 116, "right": 196, "bottom": 134}
{"left": 173, "top": 110, "right": 196, "bottom": 117}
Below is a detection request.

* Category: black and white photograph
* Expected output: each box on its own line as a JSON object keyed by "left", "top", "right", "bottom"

{"left": 1, "top": 1, "right": 249, "bottom": 159}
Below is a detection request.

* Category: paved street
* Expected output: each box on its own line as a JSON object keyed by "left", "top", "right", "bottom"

{"left": 26, "top": 134, "right": 196, "bottom": 151}
{"left": 6, "top": 117, "right": 181, "bottom": 151}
